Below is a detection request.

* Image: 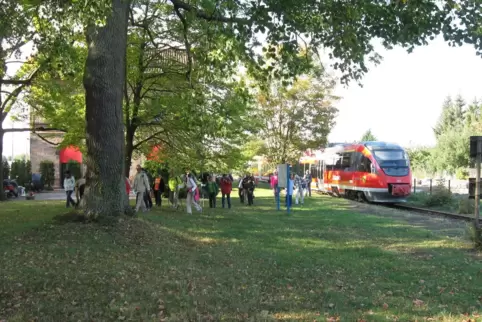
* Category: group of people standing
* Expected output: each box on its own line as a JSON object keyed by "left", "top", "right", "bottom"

{"left": 64, "top": 165, "right": 312, "bottom": 213}
{"left": 131, "top": 166, "right": 237, "bottom": 215}
{"left": 131, "top": 165, "right": 201, "bottom": 214}
{"left": 270, "top": 170, "right": 313, "bottom": 207}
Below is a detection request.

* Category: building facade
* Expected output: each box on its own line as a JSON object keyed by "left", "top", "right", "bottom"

{"left": 30, "top": 130, "right": 142, "bottom": 188}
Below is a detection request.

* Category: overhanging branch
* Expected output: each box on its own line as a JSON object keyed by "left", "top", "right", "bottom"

{"left": 133, "top": 129, "right": 167, "bottom": 149}
{"left": 36, "top": 133, "right": 60, "bottom": 146}
{"left": 169, "top": 0, "right": 248, "bottom": 24}
{"left": 2, "top": 126, "right": 66, "bottom": 133}
{"left": 0, "top": 78, "right": 34, "bottom": 86}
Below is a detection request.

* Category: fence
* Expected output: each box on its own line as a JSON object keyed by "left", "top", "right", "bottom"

{"left": 412, "top": 178, "right": 468, "bottom": 195}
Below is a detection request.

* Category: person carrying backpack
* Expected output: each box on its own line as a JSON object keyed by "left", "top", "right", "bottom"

{"left": 184, "top": 171, "right": 202, "bottom": 214}
{"left": 133, "top": 165, "right": 151, "bottom": 213}
{"left": 242, "top": 174, "right": 255, "bottom": 206}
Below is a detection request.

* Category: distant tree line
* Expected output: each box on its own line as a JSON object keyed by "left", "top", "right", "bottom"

{"left": 408, "top": 95, "right": 482, "bottom": 179}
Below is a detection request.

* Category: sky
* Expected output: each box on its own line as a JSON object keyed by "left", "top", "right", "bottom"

{"left": 2, "top": 35, "right": 482, "bottom": 159}
{"left": 327, "top": 35, "right": 482, "bottom": 148}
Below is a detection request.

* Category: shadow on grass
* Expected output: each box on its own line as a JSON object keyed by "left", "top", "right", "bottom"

{"left": 0, "top": 191, "right": 481, "bottom": 321}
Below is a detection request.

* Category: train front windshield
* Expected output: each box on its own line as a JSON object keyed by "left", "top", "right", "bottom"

{"left": 372, "top": 149, "right": 410, "bottom": 176}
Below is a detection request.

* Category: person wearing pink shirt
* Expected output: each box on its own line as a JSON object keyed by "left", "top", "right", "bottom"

{"left": 270, "top": 170, "right": 279, "bottom": 200}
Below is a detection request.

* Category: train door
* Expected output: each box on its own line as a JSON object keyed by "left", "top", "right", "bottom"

{"left": 358, "top": 154, "right": 378, "bottom": 190}
{"left": 310, "top": 160, "right": 322, "bottom": 191}
{"left": 340, "top": 152, "right": 353, "bottom": 189}
{"left": 323, "top": 153, "right": 339, "bottom": 194}
{"left": 351, "top": 152, "right": 363, "bottom": 189}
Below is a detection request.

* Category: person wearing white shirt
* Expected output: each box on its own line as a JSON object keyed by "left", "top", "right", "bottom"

{"left": 184, "top": 171, "right": 202, "bottom": 214}
{"left": 133, "top": 164, "right": 151, "bottom": 213}
{"left": 63, "top": 170, "right": 76, "bottom": 208}
{"left": 285, "top": 173, "right": 294, "bottom": 208}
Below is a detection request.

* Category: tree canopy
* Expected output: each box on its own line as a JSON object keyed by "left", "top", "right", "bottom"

{"left": 412, "top": 95, "right": 482, "bottom": 177}
{"left": 255, "top": 71, "right": 339, "bottom": 165}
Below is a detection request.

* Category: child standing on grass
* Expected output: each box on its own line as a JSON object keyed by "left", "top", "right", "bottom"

{"left": 207, "top": 175, "right": 219, "bottom": 208}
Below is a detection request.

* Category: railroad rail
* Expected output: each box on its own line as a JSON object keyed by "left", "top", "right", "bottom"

{"left": 315, "top": 190, "right": 481, "bottom": 223}
{"left": 384, "top": 203, "right": 481, "bottom": 223}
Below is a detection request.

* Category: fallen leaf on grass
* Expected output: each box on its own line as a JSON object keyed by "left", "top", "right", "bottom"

{"left": 413, "top": 299, "right": 424, "bottom": 307}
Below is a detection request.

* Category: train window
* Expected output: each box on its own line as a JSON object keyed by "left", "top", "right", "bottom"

{"left": 358, "top": 156, "right": 372, "bottom": 173}
{"left": 341, "top": 152, "right": 352, "bottom": 170}
{"left": 310, "top": 163, "right": 322, "bottom": 179}
{"left": 334, "top": 157, "right": 343, "bottom": 170}
{"left": 352, "top": 152, "right": 363, "bottom": 169}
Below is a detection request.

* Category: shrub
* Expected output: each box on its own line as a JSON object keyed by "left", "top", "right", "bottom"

{"left": 408, "top": 192, "right": 430, "bottom": 206}
{"left": 39, "top": 160, "right": 55, "bottom": 188}
{"left": 458, "top": 199, "right": 474, "bottom": 214}
{"left": 424, "top": 180, "right": 453, "bottom": 207}
{"left": 10, "top": 159, "right": 32, "bottom": 187}
{"left": 66, "top": 160, "right": 82, "bottom": 180}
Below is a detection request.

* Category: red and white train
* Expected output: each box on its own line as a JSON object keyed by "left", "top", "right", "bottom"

{"left": 308, "top": 141, "right": 412, "bottom": 203}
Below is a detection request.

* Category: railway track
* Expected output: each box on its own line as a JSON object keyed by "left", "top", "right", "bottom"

{"left": 315, "top": 190, "right": 481, "bottom": 223}
{"left": 383, "top": 203, "right": 481, "bottom": 223}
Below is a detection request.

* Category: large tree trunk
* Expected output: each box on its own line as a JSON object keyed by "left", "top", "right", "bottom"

{"left": 125, "top": 130, "right": 134, "bottom": 178}
{"left": 0, "top": 128, "right": 5, "bottom": 201}
{"left": 82, "top": 0, "right": 131, "bottom": 217}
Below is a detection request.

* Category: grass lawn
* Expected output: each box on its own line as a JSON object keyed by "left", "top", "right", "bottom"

{"left": 1, "top": 189, "right": 481, "bottom": 321}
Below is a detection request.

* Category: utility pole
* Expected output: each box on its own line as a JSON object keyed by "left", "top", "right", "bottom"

{"left": 469, "top": 136, "right": 482, "bottom": 248}
{"left": 11, "top": 124, "right": 14, "bottom": 161}
{"left": 475, "top": 139, "right": 481, "bottom": 228}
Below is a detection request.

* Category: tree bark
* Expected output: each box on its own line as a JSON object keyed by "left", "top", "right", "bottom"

{"left": 82, "top": 0, "right": 131, "bottom": 217}
{"left": 0, "top": 128, "right": 5, "bottom": 201}
{"left": 125, "top": 129, "right": 134, "bottom": 178}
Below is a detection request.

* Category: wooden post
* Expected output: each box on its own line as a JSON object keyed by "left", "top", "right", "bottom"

{"left": 429, "top": 179, "right": 432, "bottom": 195}
{"left": 413, "top": 178, "right": 416, "bottom": 193}
{"left": 448, "top": 179, "right": 451, "bottom": 193}
{"left": 475, "top": 140, "right": 481, "bottom": 231}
